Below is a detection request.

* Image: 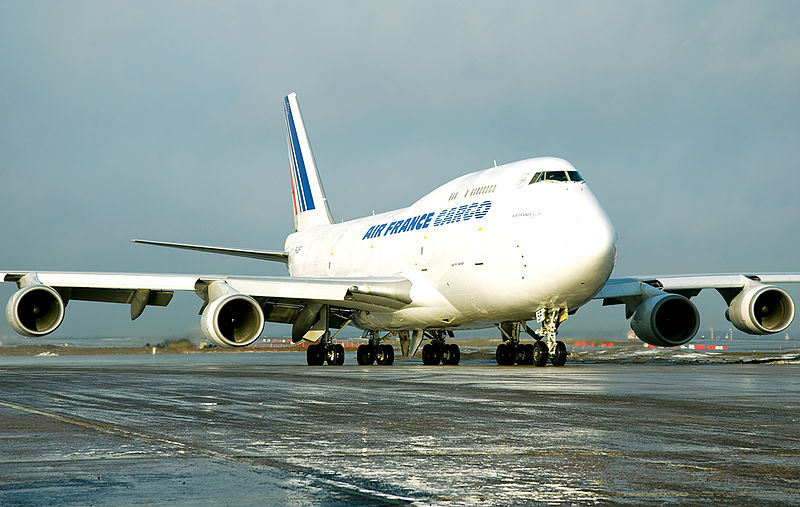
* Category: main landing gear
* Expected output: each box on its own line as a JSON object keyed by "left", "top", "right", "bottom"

{"left": 357, "top": 329, "right": 460, "bottom": 366}
{"left": 303, "top": 305, "right": 348, "bottom": 366}
{"left": 306, "top": 340, "right": 344, "bottom": 366}
{"left": 421, "top": 330, "right": 461, "bottom": 366}
{"left": 496, "top": 311, "right": 568, "bottom": 367}
{"left": 357, "top": 331, "right": 395, "bottom": 365}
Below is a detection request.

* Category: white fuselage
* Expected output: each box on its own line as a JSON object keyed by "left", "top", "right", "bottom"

{"left": 285, "top": 157, "right": 617, "bottom": 331}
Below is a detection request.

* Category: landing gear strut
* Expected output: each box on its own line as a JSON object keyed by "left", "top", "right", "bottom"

{"left": 537, "top": 308, "right": 568, "bottom": 367}
{"left": 304, "top": 306, "right": 348, "bottom": 366}
{"left": 356, "top": 331, "right": 395, "bottom": 366}
{"left": 496, "top": 310, "right": 568, "bottom": 367}
{"left": 496, "top": 322, "right": 530, "bottom": 365}
{"left": 421, "top": 330, "right": 460, "bottom": 366}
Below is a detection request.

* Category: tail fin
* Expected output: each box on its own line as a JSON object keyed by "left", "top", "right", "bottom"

{"left": 284, "top": 92, "right": 334, "bottom": 232}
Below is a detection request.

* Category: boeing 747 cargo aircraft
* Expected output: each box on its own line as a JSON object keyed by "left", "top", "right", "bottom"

{"left": 3, "top": 93, "right": 799, "bottom": 366}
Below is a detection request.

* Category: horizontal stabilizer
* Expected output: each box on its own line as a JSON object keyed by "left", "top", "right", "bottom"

{"left": 132, "top": 240, "right": 288, "bottom": 264}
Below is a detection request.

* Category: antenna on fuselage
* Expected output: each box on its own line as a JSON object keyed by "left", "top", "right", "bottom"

{"left": 493, "top": 160, "right": 497, "bottom": 167}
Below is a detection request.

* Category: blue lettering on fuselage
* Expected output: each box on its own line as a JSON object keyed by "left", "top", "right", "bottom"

{"left": 362, "top": 201, "right": 492, "bottom": 240}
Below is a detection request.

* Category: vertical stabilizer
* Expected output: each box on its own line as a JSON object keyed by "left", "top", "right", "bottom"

{"left": 284, "top": 92, "right": 334, "bottom": 231}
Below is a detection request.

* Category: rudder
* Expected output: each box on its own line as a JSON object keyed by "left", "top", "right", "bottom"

{"left": 284, "top": 92, "right": 333, "bottom": 231}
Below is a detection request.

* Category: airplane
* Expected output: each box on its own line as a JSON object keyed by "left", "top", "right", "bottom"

{"left": 3, "top": 92, "right": 799, "bottom": 367}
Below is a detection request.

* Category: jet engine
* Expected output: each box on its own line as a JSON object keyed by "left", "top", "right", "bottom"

{"left": 725, "top": 284, "right": 794, "bottom": 335}
{"left": 631, "top": 293, "right": 699, "bottom": 347}
{"left": 200, "top": 282, "right": 264, "bottom": 347}
{"left": 6, "top": 284, "right": 65, "bottom": 337}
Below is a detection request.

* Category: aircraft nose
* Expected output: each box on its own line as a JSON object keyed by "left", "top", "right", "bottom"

{"left": 581, "top": 205, "right": 616, "bottom": 257}
{"left": 561, "top": 189, "right": 617, "bottom": 285}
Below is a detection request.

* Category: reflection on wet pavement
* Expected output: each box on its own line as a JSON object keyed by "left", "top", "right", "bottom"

{"left": 1, "top": 353, "right": 798, "bottom": 505}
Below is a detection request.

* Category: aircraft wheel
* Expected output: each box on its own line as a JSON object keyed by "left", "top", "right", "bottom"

{"left": 421, "top": 343, "right": 441, "bottom": 365}
{"left": 532, "top": 341, "right": 549, "bottom": 367}
{"left": 516, "top": 343, "right": 534, "bottom": 365}
{"left": 442, "top": 343, "right": 460, "bottom": 365}
{"left": 495, "top": 343, "right": 516, "bottom": 366}
{"left": 357, "top": 344, "right": 375, "bottom": 365}
{"left": 306, "top": 344, "right": 325, "bottom": 366}
{"left": 551, "top": 341, "right": 567, "bottom": 367}
{"left": 376, "top": 344, "right": 395, "bottom": 365}
{"left": 327, "top": 343, "right": 345, "bottom": 365}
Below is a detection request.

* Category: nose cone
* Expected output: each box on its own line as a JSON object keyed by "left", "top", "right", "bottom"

{"left": 569, "top": 198, "right": 617, "bottom": 288}
{"left": 527, "top": 183, "right": 617, "bottom": 305}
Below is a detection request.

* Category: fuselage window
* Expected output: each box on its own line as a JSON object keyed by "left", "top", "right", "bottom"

{"left": 468, "top": 185, "right": 497, "bottom": 195}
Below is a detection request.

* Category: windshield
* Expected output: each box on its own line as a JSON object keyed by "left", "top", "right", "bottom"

{"left": 529, "top": 170, "right": 584, "bottom": 184}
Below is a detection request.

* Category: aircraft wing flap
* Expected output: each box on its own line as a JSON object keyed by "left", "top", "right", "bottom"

{"left": 223, "top": 277, "right": 350, "bottom": 300}
{"left": 223, "top": 276, "right": 413, "bottom": 310}
{"left": 67, "top": 287, "right": 173, "bottom": 306}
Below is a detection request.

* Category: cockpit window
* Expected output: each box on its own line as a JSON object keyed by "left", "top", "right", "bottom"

{"left": 545, "top": 171, "right": 569, "bottom": 182}
{"left": 529, "top": 170, "right": 584, "bottom": 184}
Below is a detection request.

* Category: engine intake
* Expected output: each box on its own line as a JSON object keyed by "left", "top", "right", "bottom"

{"left": 726, "top": 284, "right": 794, "bottom": 335}
{"left": 201, "top": 282, "right": 264, "bottom": 347}
{"left": 6, "top": 284, "right": 65, "bottom": 337}
{"left": 631, "top": 293, "right": 699, "bottom": 347}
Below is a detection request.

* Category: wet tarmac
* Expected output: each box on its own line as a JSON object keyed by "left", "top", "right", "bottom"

{"left": 1, "top": 352, "right": 799, "bottom": 505}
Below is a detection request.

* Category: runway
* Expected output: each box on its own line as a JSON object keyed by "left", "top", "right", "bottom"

{"left": 1, "top": 352, "right": 799, "bottom": 505}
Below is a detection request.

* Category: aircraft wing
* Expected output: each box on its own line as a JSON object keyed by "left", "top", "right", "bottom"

{"left": 595, "top": 273, "right": 800, "bottom": 344}
{"left": 131, "top": 239, "right": 289, "bottom": 263}
{"left": 1, "top": 271, "right": 412, "bottom": 311}
{"left": 594, "top": 273, "right": 800, "bottom": 332}
{"left": 597, "top": 273, "right": 800, "bottom": 302}
{"left": 1, "top": 270, "right": 413, "bottom": 343}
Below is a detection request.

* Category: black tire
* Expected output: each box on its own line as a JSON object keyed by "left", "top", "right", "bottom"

{"left": 421, "top": 344, "right": 441, "bottom": 365}
{"left": 551, "top": 341, "right": 567, "bottom": 367}
{"left": 332, "top": 343, "right": 345, "bottom": 365}
{"left": 306, "top": 344, "right": 325, "bottom": 366}
{"left": 376, "top": 344, "right": 395, "bottom": 365}
{"left": 442, "top": 343, "right": 460, "bottom": 365}
{"left": 532, "top": 341, "right": 549, "bottom": 367}
{"left": 516, "top": 343, "right": 534, "bottom": 365}
{"left": 495, "top": 343, "right": 516, "bottom": 366}
{"left": 357, "top": 344, "right": 375, "bottom": 365}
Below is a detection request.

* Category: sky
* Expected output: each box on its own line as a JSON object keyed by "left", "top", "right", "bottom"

{"left": 1, "top": 0, "right": 799, "bottom": 341}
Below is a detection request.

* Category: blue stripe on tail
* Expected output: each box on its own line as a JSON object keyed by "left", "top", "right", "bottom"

{"left": 285, "top": 97, "right": 315, "bottom": 212}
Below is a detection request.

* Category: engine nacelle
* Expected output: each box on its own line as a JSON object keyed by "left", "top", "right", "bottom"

{"left": 725, "top": 284, "right": 794, "bottom": 335}
{"left": 6, "top": 284, "right": 65, "bottom": 337}
{"left": 631, "top": 293, "right": 699, "bottom": 347}
{"left": 200, "top": 284, "right": 264, "bottom": 348}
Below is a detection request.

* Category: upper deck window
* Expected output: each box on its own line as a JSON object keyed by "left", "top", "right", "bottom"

{"left": 529, "top": 170, "right": 584, "bottom": 184}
